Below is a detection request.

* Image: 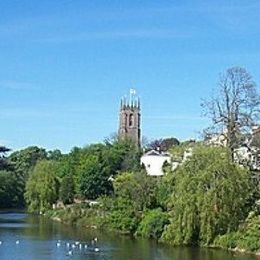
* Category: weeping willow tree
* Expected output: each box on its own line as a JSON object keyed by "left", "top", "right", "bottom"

{"left": 25, "top": 160, "right": 59, "bottom": 213}
{"left": 161, "top": 146, "right": 251, "bottom": 246}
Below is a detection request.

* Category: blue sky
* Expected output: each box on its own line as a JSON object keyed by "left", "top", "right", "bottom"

{"left": 0, "top": 0, "right": 260, "bottom": 152}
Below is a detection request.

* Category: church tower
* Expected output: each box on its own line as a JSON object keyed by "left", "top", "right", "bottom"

{"left": 118, "top": 91, "right": 141, "bottom": 147}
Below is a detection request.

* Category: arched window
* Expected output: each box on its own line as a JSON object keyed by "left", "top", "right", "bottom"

{"left": 129, "top": 114, "right": 134, "bottom": 127}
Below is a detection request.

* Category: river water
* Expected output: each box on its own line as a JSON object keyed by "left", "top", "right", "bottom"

{"left": 0, "top": 211, "right": 258, "bottom": 260}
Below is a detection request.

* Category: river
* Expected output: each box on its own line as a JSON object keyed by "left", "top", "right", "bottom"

{"left": 0, "top": 211, "right": 258, "bottom": 260}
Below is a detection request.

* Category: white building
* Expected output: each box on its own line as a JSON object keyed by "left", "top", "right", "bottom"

{"left": 205, "top": 132, "right": 227, "bottom": 147}
{"left": 234, "top": 145, "right": 260, "bottom": 171}
{"left": 141, "top": 150, "right": 171, "bottom": 176}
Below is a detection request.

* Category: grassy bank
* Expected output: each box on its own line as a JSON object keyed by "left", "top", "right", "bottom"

{"left": 46, "top": 204, "right": 108, "bottom": 230}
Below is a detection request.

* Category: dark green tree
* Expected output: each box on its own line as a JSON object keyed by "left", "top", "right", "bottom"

{"left": 79, "top": 154, "right": 112, "bottom": 199}
{"left": 147, "top": 137, "right": 180, "bottom": 152}
{"left": 60, "top": 174, "right": 75, "bottom": 204}
{"left": 0, "top": 170, "right": 17, "bottom": 208}
{"left": 9, "top": 146, "right": 47, "bottom": 206}
{"left": 47, "top": 149, "right": 63, "bottom": 161}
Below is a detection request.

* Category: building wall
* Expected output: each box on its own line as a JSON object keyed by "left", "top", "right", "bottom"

{"left": 141, "top": 155, "right": 171, "bottom": 176}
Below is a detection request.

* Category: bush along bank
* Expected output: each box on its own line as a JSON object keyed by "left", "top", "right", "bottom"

{"left": 213, "top": 214, "right": 260, "bottom": 254}
{"left": 46, "top": 199, "right": 169, "bottom": 240}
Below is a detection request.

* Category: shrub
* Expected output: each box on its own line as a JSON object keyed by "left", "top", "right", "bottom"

{"left": 214, "top": 215, "right": 260, "bottom": 252}
{"left": 136, "top": 208, "right": 169, "bottom": 240}
{"left": 108, "top": 197, "right": 139, "bottom": 234}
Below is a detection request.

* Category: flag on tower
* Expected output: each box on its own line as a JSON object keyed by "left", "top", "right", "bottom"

{"left": 130, "top": 88, "right": 136, "bottom": 95}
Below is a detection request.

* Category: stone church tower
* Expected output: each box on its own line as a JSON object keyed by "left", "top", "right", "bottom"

{"left": 118, "top": 95, "right": 141, "bottom": 147}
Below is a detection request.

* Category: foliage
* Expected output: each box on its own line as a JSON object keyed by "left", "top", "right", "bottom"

{"left": 77, "top": 140, "right": 141, "bottom": 199}
{"left": 10, "top": 146, "right": 47, "bottom": 175}
{"left": 106, "top": 138, "right": 142, "bottom": 172}
{"left": 169, "top": 140, "right": 197, "bottom": 162}
{"left": 161, "top": 146, "right": 251, "bottom": 246}
{"left": 214, "top": 215, "right": 260, "bottom": 252}
{"left": 136, "top": 208, "right": 169, "bottom": 239}
{"left": 47, "top": 149, "right": 63, "bottom": 161}
{"left": 9, "top": 146, "right": 48, "bottom": 206}
{"left": 79, "top": 153, "right": 113, "bottom": 199}
{"left": 0, "top": 170, "right": 17, "bottom": 208}
{"left": 25, "top": 160, "right": 59, "bottom": 213}
{"left": 59, "top": 174, "right": 75, "bottom": 204}
{"left": 155, "top": 174, "right": 175, "bottom": 210}
{"left": 113, "top": 171, "right": 157, "bottom": 211}
{"left": 107, "top": 197, "right": 140, "bottom": 234}
{"left": 147, "top": 137, "right": 180, "bottom": 152}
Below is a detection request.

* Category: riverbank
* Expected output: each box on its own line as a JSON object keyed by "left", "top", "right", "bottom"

{"left": 46, "top": 204, "right": 260, "bottom": 257}
{"left": 3, "top": 211, "right": 256, "bottom": 260}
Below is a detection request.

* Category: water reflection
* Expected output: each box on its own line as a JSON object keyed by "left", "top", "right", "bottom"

{"left": 0, "top": 211, "right": 258, "bottom": 260}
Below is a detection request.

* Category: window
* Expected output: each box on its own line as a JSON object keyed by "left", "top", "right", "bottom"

{"left": 129, "top": 114, "right": 134, "bottom": 126}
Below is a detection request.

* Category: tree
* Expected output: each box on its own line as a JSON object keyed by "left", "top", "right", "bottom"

{"left": 147, "top": 137, "right": 179, "bottom": 152}
{"left": 60, "top": 174, "right": 75, "bottom": 204}
{"left": 77, "top": 140, "right": 141, "bottom": 200}
{"left": 9, "top": 146, "right": 47, "bottom": 175}
{"left": 79, "top": 154, "right": 113, "bottom": 199}
{"left": 9, "top": 146, "right": 47, "bottom": 206}
{"left": 136, "top": 208, "right": 169, "bottom": 239}
{"left": 0, "top": 170, "right": 17, "bottom": 208}
{"left": 202, "top": 67, "right": 260, "bottom": 159}
{"left": 113, "top": 171, "right": 157, "bottom": 211}
{"left": 47, "top": 149, "right": 63, "bottom": 161}
{"left": 25, "top": 160, "right": 59, "bottom": 213}
{"left": 161, "top": 146, "right": 251, "bottom": 246}
{"left": 108, "top": 197, "right": 139, "bottom": 234}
